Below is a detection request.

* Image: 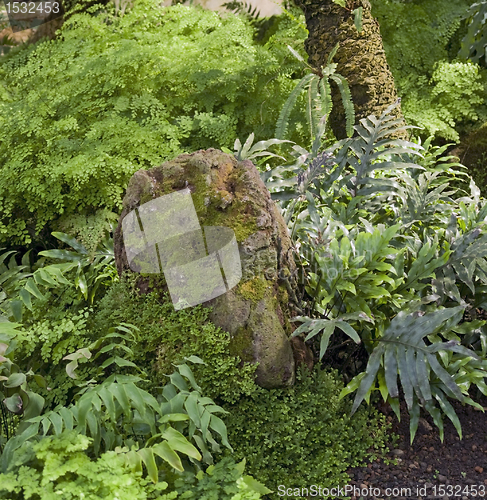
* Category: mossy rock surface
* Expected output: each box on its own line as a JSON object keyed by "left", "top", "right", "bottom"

{"left": 114, "top": 148, "right": 297, "bottom": 388}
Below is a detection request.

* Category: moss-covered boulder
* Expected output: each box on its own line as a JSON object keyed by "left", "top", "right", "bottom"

{"left": 451, "top": 122, "right": 487, "bottom": 195}
{"left": 114, "top": 148, "right": 297, "bottom": 388}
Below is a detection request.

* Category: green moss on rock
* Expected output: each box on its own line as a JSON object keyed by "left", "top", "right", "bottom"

{"left": 236, "top": 277, "right": 270, "bottom": 303}
{"left": 114, "top": 149, "right": 297, "bottom": 389}
{"left": 229, "top": 326, "right": 254, "bottom": 363}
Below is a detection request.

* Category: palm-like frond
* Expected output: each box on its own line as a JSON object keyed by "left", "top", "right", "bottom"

{"left": 343, "top": 306, "right": 483, "bottom": 442}
{"left": 275, "top": 73, "right": 314, "bottom": 140}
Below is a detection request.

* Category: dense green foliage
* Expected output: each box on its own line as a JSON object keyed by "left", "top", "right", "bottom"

{"left": 222, "top": 367, "right": 392, "bottom": 494}
{"left": 0, "top": 431, "right": 176, "bottom": 500}
{"left": 0, "top": 0, "right": 307, "bottom": 246}
{"left": 371, "top": 0, "right": 487, "bottom": 141}
{"left": 264, "top": 101, "right": 487, "bottom": 441}
{"left": 0, "top": 430, "right": 268, "bottom": 500}
{"left": 3, "top": 0, "right": 487, "bottom": 498}
{"left": 91, "top": 278, "right": 257, "bottom": 404}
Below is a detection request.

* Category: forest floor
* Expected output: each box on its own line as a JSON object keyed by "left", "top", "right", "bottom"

{"left": 346, "top": 396, "right": 487, "bottom": 500}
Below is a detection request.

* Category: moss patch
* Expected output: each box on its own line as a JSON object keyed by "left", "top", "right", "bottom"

{"left": 145, "top": 155, "right": 257, "bottom": 243}
{"left": 236, "top": 277, "right": 269, "bottom": 303}
{"left": 229, "top": 326, "right": 254, "bottom": 364}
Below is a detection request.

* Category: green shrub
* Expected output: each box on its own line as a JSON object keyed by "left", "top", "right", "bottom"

{"left": 0, "top": 0, "right": 307, "bottom": 247}
{"left": 0, "top": 431, "right": 268, "bottom": 500}
{"left": 0, "top": 431, "right": 177, "bottom": 500}
{"left": 221, "top": 367, "right": 393, "bottom": 496}
{"left": 91, "top": 277, "right": 257, "bottom": 404}
{"left": 400, "top": 60, "right": 487, "bottom": 141}
{"left": 371, "top": 0, "right": 487, "bottom": 141}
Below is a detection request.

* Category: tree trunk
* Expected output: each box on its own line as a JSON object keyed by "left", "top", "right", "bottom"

{"left": 294, "top": 0, "right": 407, "bottom": 139}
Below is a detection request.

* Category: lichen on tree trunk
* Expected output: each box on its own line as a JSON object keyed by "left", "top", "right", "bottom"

{"left": 294, "top": 0, "right": 407, "bottom": 139}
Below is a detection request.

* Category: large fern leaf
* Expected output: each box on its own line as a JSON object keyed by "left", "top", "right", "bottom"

{"left": 344, "top": 306, "right": 481, "bottom": 442}
{"left": 275, "top": 73, "right": 315, "bottom": 140}
{"left": 329, "top": 74, "right": 355, "bottom": 137}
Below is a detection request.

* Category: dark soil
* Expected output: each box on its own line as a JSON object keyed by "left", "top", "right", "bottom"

{"left": 346, "top": 397, "right": 487, "bottom": 500}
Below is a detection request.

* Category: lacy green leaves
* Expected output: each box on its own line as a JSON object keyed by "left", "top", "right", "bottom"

{"left": 1, "top": 356, "right": 232, "bottom": 484}
{"left": 372, "top": 0, "right": 487, "bottom": 142}
{"left": 0, "top": 0, "right": 307, "bottom": 246}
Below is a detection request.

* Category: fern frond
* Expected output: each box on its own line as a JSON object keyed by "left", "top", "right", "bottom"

{"left": 275, "top": 73, "right": 314, "bottom": 139}
{"left": 307, "top": 77, "right": 320, "bottom": 141}
{"left": 222, "top": 0, "right": 261, "bottom": 18}
{"left": 318, "top": 77, "right": 332, "bottom": 119}
{"left": 326, "top": 42, "right": 340, "bottom": 66}
{"left": 346, "top": 306, "right": 477, "bottom": 442}
{"left": 329, "top": 74, "right": 355, "bottom": 137}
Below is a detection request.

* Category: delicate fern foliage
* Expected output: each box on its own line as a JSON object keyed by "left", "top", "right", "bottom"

{"left": 459, "top": 1, "right": 487, "bottom": 66}
{"left": 275, "top": 43, "right": 355, "bottom": 141}
{"left": 1, "top": 357, "right": 231, "bottom": 482}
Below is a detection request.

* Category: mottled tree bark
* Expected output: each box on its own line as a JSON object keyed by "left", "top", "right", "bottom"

{"left": 294, "top": 0, "right": 407, "bottom": 139}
